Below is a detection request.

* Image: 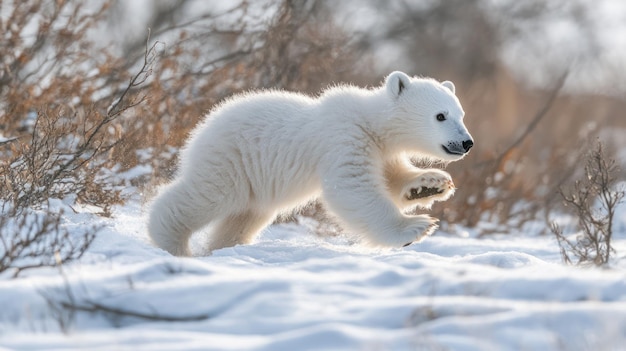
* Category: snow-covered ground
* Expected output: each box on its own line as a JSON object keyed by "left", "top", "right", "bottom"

{"left": 1, "top": 195, "right": 626, "bottom": 351}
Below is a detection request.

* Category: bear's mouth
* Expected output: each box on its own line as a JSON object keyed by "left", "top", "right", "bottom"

{"left": 442, "top": 145, "right": 464, "bottom": 156}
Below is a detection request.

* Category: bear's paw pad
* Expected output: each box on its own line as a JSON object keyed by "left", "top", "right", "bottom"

{"left": 406, "top": 186, "right": 445, "bottom": 200}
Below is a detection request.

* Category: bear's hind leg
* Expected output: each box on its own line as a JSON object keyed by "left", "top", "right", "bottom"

{"left": 206, "top": 210, "right": 275, "bottom": 252}
{"left": 148, "top": 181, "right": 222, "bottom": 256}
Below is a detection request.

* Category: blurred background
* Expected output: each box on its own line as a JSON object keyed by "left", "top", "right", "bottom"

{"left": 1, "top": 0, "right": 625, "bottom": 235}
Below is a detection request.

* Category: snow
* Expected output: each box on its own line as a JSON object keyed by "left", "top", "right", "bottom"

{"left": 1, "top": 196, "right": 626, "bottom": 351}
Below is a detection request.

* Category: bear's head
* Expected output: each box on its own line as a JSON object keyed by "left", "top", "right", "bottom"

{"left": 384, "top": 71, "right": 473, "bottom": 162}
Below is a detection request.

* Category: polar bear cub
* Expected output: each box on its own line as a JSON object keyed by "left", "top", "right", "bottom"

{"left": 148, "top": 71, "right": 473, "bottom": 256}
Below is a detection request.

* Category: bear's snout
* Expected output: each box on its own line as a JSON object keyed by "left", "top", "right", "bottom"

{"left": 442, "top": 138, "right": 473, "bottom": 157}
{"left": 462, "top": 139, "right": 473, "bottom": 153}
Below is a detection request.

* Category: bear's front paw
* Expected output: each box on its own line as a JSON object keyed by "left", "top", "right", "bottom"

{"left": 403, "top": 170, "right": 455, "bottom": 203}
{"left": 399, "top": 214, "right": 439, "bottom": 247}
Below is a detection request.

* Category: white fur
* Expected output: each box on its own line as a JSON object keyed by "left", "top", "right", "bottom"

{"left": 148, "top": 71, "right": 473, "bottom": 256}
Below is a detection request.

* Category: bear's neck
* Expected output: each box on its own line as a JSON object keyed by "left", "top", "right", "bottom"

{"left": 317, "top": 85, "right": 395, "bottom": 157}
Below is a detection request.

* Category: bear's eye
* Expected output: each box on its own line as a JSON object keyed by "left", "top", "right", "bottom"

{"left": 436, "top": 113, "right": 446, "bottom": 122}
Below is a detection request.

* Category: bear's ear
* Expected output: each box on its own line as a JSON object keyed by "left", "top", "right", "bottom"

{"left": 386, "top": 71, "right": 411, "bottom": 98}
{"left": 441, "top": 80, "right": 455, "bottom": 94}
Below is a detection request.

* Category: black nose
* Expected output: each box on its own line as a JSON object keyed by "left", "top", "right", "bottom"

{"left": 462, "top": 139, "right": 474, "bottom": 152}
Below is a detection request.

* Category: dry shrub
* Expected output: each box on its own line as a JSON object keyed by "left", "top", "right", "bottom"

{"left": 550, "top": 142, "right": 624, "bottom": 266}
{"left": 0, "top": 204, "right": 96, "bottom": 278}
{"left": 0, "top": 1, "right": 165, "bottom": 275}
{"left": 0, "top": 1, "right": 159, "bottom": 208}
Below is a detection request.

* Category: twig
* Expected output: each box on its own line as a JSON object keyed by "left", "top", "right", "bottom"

{"left": 40, "top": 256, "right": 210, "bottom": 332}
{"left": 0, "top": 136, "right": 22, "bottom": 146}
{"left": 58, "top": 300, "right": 211, "bottom": 322}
